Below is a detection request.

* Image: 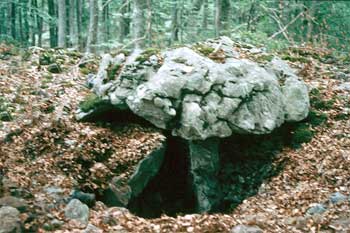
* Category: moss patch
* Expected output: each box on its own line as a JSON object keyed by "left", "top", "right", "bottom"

{"left": 106, "top": 64, "right": 121, "bottom": 81}
{"left": 290, "top": 124, "right": 314, "bottom": 148}
{"left": 79, "top": 94, "right": 105, "bottom": 113}
{"left": 135, "top": 48, "right": 160, "bottom": 63}
{"left": 192, "top": 44, "right": 215, "bottom": 57}
{"left": 282, "top": 55, "right": 309, "bottom": 63}
{"left": 306, "top": 110, "right": 328, "bottom": 126}
{"left": 310, "top": 88, "right": 335, "bottom": 110}
{"left": 0, "top": 97, "right": 13, "bottom": 122}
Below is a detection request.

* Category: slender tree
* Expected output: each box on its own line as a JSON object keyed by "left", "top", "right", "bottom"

{"left": 48, "top": 0, "right": 57, "bottom": 47}
{"left": 57, "top": 0, "right": 66, "bottom": 47}
{"left": 132, "top": 0, "right": 147, "bottom": 49}
{"left": 86, "top": 0, "right": 99, "bottom": 53}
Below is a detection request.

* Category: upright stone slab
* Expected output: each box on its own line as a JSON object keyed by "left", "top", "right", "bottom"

{"left": 188, "top": 138, "right": 221, "bottom": 213}
{"left": 102, "top": 142, "right": 166, "bottom": 207}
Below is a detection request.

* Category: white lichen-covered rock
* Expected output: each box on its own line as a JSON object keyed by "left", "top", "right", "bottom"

{"left": 127, "top": 47, "right": 285, "bottom": 139}
{"left": 80, "top": 37, "right": 310, "bottom": 140}
{"left": 268, "top": 57, "right": 310, "bottom": 122}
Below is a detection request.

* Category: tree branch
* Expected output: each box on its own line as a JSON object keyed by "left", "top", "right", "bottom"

{"left": 269, "top": 11, "right": 304, "bottom": 40}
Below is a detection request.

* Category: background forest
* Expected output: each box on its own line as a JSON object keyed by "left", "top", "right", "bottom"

{"left": 1, "top": 0, "right": 350, "bottom": 53}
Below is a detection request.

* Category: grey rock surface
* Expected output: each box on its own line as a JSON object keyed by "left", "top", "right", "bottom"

{"left": 0, "top": 206, "right": 22, "bottom": 233}
{"left": 79, "top": 37, "right": 309, "bottom": 140}
{"left": 64, "top": 199, "right": 89, "bottom": 225}
{"left": 0, "top": 196, "right": 28, "bottom": 212}
{"left": 329, "top": 192, "right": 347, "bottom": 204}
{"left": 231, "top": 224, "right": 263, "bottom": 233}
{"left": 103, "top": 142, "right": 166, "bottom": 207}
{"left": 306, "top": 203, "right": 327, "bottom": 215}
{"left": 83, "top": 224, "right": 103, "bottom": 233}
{"left": 189, "top": 138, "right": 221, "bottom": 213}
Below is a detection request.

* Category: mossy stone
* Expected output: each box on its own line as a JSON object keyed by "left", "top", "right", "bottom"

{"left": 107, "top": 64, "right": 121, "bottom": 81}
{"left": 192, "top": 44, "right": 215, "bottom": 56}
{"left": 39, "top": 53, "right": 55, "bottom": 65}
{"left": 135, "top": 48, "right": 160, "bottom": 63}
{"left": 48, "top": 63, "right": 62, "bottom": 74}
{"left": 0, "top": 111, "right": 12, "bottom": 121}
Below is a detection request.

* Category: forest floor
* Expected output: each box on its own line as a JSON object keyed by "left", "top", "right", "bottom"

{"left": 0, "top": 43, "right": 349, "bottom": 233}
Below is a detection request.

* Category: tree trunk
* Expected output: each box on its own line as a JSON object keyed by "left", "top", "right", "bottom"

{"left": 170, "top": 0, "right": 179, "bottom": 45}
{"left": 247, "top": 0, "right": 256, "bottom": 32}
{"left": 86, "top": 0, "right": 99, "bottom": 53}
{"left": 9, "top": 2, "right": 16, "bottom": 40}
{"left": 48, "top": 0, "right": 57, "bottom": 47}
{"left": 221, "top": 0, "right": 231, "bottom": 33}
{"left": 202, "top": 0, "right": 208, "bottom": 32}
{"left": 118, "top": 0, "right": 130, "bottom": 43}
{"left": 68, "top": 0, "right": 78, "bottom": 48}
{"left": 0, "top": 6, "right": 5, "bottom": 36}
{"left": 215, "top": 0, "right": 221, "bottom": 37}
{"left": 102, "top": 0, "right": 110, "bottom": 43}
{"left": 58, "top": 0, "right": 66, "bottom": 47}
{"left": 306, "top": 1, "right": 316, "bottom": 43}
{"left": 132, "top": 0, "right": 146, "bottom": 49}
{"left": 76, "top": 0, "right": 83, "bottom": 50}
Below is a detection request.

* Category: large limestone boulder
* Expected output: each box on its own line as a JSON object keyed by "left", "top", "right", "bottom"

{"left": 78, "top": 37, "right": 310, "bottom": 213}
{"left": 80, "top": 37, "right": 309, "bottom": 140}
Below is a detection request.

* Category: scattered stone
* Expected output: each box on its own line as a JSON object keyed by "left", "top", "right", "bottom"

{"left": 334, "top": 82, "right": 350, "bottom": 91}
{"left": 306, "top": 203, "right": 327, "bottom": 215}
{"left": 329, "top": 192, "right": 347, "bottom": 204}
{"left": 45, "top": 219, "right": 64, "bottom": 230}
{"left": 329, "top": 217, "right": 350, "bottom": 232}
{"left": 64, "top": 199, "right": 89, "bottom": 226}
{"left": 231, "top": 224, "right": 263, "bottom": 233}
{"left": 0, "top": 111, "right": 12, "bottom": 121}
{"left": 83, "top": 224, "right": 103, "bottom": 233}
{"left": 47, "top": 63, "right": 62, "bottom": 73}
{"left": 0, "top": 196, "right": 28, "bottom": 212}
{"left": 70, "top": 190, "right": 96, "bottom": 207}
{"left": 0, "top": 206, "right": 22, "bottom": 233}
{"left": 51, "top": 219, "right": 64, "bottom": 227}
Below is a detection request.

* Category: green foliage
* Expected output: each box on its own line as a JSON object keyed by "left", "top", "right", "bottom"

{"left": 334, "top": 112, "right": 349, "bottom": 121}
{"left": 79, "top": 94, "right": 104, "bottom": 113}
{"left": 39, "top": 52, "right": 55, "bottom": 65}
{"left": 290, "top": 124, "right": 314, "bottom": 148}
{"left": 0, "top": 97, "right": 13, "bottom": 122}
{"left": 232, "top": 31, "right": 288, "bottom": 52}
{"left": 307, "top": 110, "right": 328, "bottom": 127}
{"left": 310, "top": 88, "right": 335, "bottom": 110}
{"left": 281, "top": 55, "right": 309, "bottom": 63}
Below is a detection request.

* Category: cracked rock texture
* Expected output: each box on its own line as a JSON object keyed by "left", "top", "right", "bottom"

{"left": 81, "top": 37, "right": 309, "bottom": 140}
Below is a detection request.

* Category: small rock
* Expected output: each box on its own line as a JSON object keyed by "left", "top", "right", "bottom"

{"left": 51, "top": 219, "right": 64, "bottom": 227}
{"left": 0, "top": 111, "right": 12, "bottom": 121}
{"left": 64, "top": 199, "right": 89, "bottom": 225}
{"left": 231, "top": 225, "right": 263, "bottom": 233}
{"left": 0, "top": 196, "right": 28, "bottom": 212}
{"left": 83, "top": 224, "right": 103, "bottom": 233}
{"left": 70, "top": 190, "right": 96, "bottom": 207}
{"left": 48, "top": 63, "right": 62, "bottom": 73}
{"left": 329, "top": 192, "right": 347, "bottom": 204}
{"left": 334, "top": 82, "right": 350, "bottom": 91}
{"left": 306, "top": 203, "right": 326, "bottom": 215}
{"left": 0, "top": 206, "right": 22, "bottom": 233}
